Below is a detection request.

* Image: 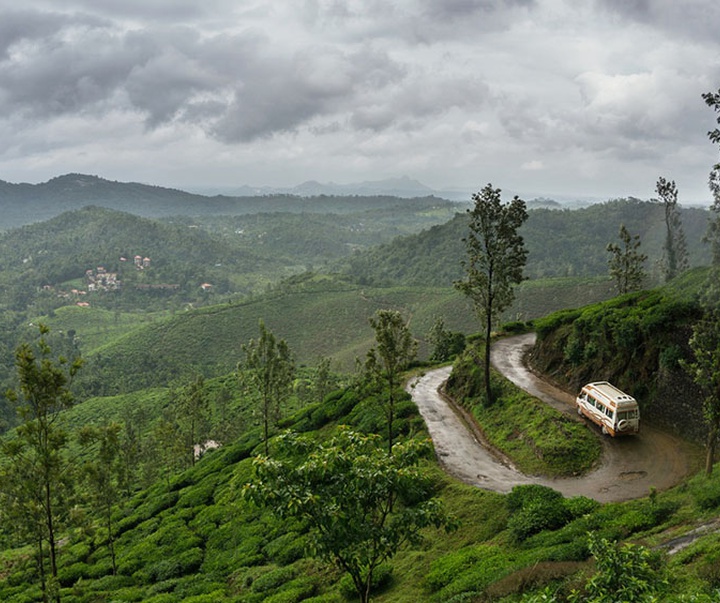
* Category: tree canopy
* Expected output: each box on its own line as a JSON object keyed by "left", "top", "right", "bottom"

{"left": 455, "top": 184, "right": 528, "bottom": 404}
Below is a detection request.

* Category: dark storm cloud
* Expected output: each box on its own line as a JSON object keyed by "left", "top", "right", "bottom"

{"left": 420, "top": 0, "right": 536, "bottom": 20}
{"left": 0, "top": 10, "right": 106, "bottom": 60}
{"left": 213, "top": 45, "right": 407, "bottom": 141}
{"left": 3, "top": 0, "right": 719, "bottom": 199}
{"left": 28, "top": 0, "right": 229, "bottom": 22}
{"left": 0, "top": 17, "right": 136, "bottom": 118}
{"left": 595, "top": 0, "right": 720, "bottom": 41}
{"left": 0, "top": 9, "right": 411, "bottom": 141}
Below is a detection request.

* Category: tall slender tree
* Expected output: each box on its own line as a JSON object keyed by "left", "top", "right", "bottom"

{"left": 454, "top": 184, "right": 528, "bottom": 405}
{"left": 0, "top": 325, "right": 82, "bottom": 603}
{"left": 77, "top": 423, "right": 124, "bottom": 575}
{"left": 365, "top": 310, "right": 418, "bottom": 454}
{"left": 702, "top": 88, "right": 720, "bottom": 265}
{"left": 684, "top": 280, "right": 720, "bottom": 475}
{"left": 606, "top": 223, "right": 647, "bottom": 295}
{"left": 239, "top": 320, "right": 295, "bottom": 456}
{"left": 684, "top": 89, "right": 720, "bottom": 476}
{"left": 176, "top": 375, "right": 209, "bottom": 467}
{"left": 656, "top": 176, "right": 689, "bottom": 282}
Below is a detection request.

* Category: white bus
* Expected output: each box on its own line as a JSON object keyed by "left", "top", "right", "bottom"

{"left": 576, "top": 381, "right": 640, "bottom": 436}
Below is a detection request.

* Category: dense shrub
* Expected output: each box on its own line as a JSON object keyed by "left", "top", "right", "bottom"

{"left": 263, "top": 532, "right": 308, "bottom": 565}
{"left": 506, "top": 485, "right": 573, "bottom": 543}
{"left": 147, "top": 547, "right": 204, "bottom": 582}
{"left": 694, "top": 481, "right": 720, "bottom": 511}
{"left": 251, "top": 565, "right": 297, "bottom": 593}
{"left": 177, "top": 474, "right": 220, "bottom": 508}
{"left": 58, "top": 562, "right": 93, "bottom": 587}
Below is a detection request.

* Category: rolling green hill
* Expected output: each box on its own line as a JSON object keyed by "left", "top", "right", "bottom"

{"left": 32, "top": 271, "right": 618, "bottom": 400}
{"left": 342, "top": 198, "right": 712, "bottom": 286}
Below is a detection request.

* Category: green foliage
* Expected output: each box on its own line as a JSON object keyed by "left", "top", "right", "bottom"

{"left": 446, "top": 347, "right": 601, "bottom": 477}
{"left": 427, "top": 316, "right": 467, "bottom": 362}
{"left": 684, "top": 274, "right": 720, "bottom": 474}
{"left": 240, "top": 320, "right": 296, "bottom": 456}
{"left": 579, "top": 532, "right": 667, "bottom": 602}
{"left": 364, "top": 309, "right": 418, "bottom": 453}
{"left": 607, "top": 223, "right": 648, "bottom": 295}
{"left": 507, "top": 486, "right": 571, "bottom": 543}
{"left": 343, "top": 198, "right": 712, "bottom": 288}
{"left": 243, "top": 428, "right": 456, "bottom": 603}
{"left": 455, "top": 184, "right": 529, "bottom": 404}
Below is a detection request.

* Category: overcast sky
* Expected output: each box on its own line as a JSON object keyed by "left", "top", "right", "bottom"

{"left": 2, "top": 0, "right": 720, "bottom": 202}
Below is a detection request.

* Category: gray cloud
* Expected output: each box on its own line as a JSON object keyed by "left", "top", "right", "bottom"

{"left": 1, "top": 0, "right": 719, "bottom": 201}
{"left": 595, "top": 0, "right": 720, "bottom": 42}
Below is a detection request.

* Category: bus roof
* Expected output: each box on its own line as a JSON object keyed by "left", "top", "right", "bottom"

{"left": 582, "top": 381, "right": 637, "bottom": 408}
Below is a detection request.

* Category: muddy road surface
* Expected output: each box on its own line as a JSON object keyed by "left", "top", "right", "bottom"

{"left": 407, "top": 333, "right": 701, "bottom": 503}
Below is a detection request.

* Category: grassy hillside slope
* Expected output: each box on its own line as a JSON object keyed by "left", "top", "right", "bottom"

{"left": 3, "top": 359, "right": 720, "bottom": 602}
{"left": 40, "top": 272, "right": 619, "bottom": 399}
{"left": 71, "top": 281, "right": 472, "bottom": 396}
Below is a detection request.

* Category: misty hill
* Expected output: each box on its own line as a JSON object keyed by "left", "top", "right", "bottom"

{"left": 0, "top": 173, "right": 464, "bottom": 230}
{"left": 342, "top": 198, "right": 712, "bottom": 286}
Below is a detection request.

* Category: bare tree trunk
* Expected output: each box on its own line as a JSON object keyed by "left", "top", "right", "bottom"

{"left": 484, "top": 304, "right": 493, "bottom": 405}
{"left": 707, "top": 423, "right": 719, "bottom": 476}
{"left": 37, "top": 533, "right": 48, "bottom": 603}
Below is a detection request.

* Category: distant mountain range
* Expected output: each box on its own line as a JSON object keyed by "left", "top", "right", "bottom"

{"left": 0, "top": 173, "right": 464, "bottom": 231}
{"left": 183, "top": 177, "right": 605, "bottom": 205}
{"left": 0, "top": 173, "right": 597, "bottom": 231}
{"left": 183, "top": 175, "right": 470, "bottom": 200}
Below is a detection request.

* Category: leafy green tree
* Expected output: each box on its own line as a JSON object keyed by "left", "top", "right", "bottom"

{"left": 606, "top": 223, "right": 648, "bottom": 294}
{"left": 116, "top": 408, "right": 144, "bottom": 497}
{"left": 313, "top": 355, "right": 337, "bottom": 404}
{"left": 176, "top": 375, "right": 210, "bottom": 467}
{"left": 151, "top": 409, "right": 188, "bottom": 484}
{"left": 577, "top": 532, "right": 666, "bottom": 602}
{"left": 702, "top": 88, "right": 720, "bottom": 265}
{"left": 680, "top": 90, "right": 720, "bottom": 477}
{"left": 243, "top": 428, "right": 456, "bottom": 603}
{"left": 239, "top": 320, "right": 295, "bottom": 455}
{"left": 77, "top": 423, "right": 124, "bottom": 575}
{"left": 684, "top": 279, "right": 720, "bottom": 475}
{"left": 427, "top": 316, "right": 466, "bottom": 362}
{"left": 454, "top": 184, "right": 528, "bottom": 405}
{"left": 0, "top": 325, "right": 82, "bottom": 603}
{"left": 656, "top": 176, "right": 689, "bottom": 282}
{"left": 365, "top": 309, "right": 418, "bottom": 454}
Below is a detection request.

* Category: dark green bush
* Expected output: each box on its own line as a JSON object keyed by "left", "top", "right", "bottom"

{"left": 251, "top": 565, "right": 297, "bottom": 593}
{"left": 694, "top": 481, "right": 720, "bottom": 510}
{"left": 177, "top": 474, "right": 219, "bottom": 508}
{"left": 58, "top": 562, "right": 92, "bottom": 587}
{"left": 147, "top": 547, "right": 204, "bottom": 582}
{"left": 507, "top": 485, "right": 571, "bottom": 543}
{"left": 263, "top": 532, "right": 308, "bottom": 565}
{"left": 506, "top": 485, "right": 565, "bottom": 513}
{"left": 564, "top": 496, "right": 600, "bottom": 519}
{"left": 535, "top": 308, "right": 582, "bottom": 339}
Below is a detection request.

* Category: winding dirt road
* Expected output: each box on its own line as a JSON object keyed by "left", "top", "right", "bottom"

{"left": 407, "top": 333, "right": 702, "bottom": 503}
